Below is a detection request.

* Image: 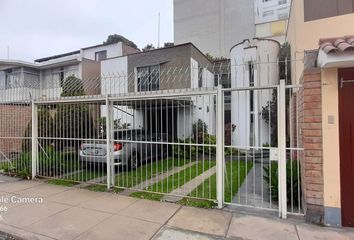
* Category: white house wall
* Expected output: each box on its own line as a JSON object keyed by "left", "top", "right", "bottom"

{"left": 82, "top": 43, "right": 123, "bottom": 60}
{"left": 190, "top": 58, "right": 216, "bottom": 136}
{"left": 100, "top": 56, "right": 142, "bottom": 131}
{"left": 101, "top": 56, "right": 128, "bottom": 95}
{"left": 230, "top": 39, "right": 280, "bottom": 148}
{"left": 40, "top": 64, "right": 80, "bottom": 99}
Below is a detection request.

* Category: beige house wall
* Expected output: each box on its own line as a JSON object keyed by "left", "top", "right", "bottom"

{"left": 287, "top": 0, "right": 354, "bottom": 85}
{"left": 286, "top": 0, "right": 354, "bottom": 225}
{"left": 321, "top": 68, "right": 341, "bottom": 208}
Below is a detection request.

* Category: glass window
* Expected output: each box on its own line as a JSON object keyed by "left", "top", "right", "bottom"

{"left": 5, "top": 68, "right": 21, "bottom": 89}
{"left": 198, "top": 68, "right": 203, "bottom": 88}
{"left": 95, "top": 50, "right": 107, "bottom": 61}
{"left": 263, "top": 10, "right": 274, "bottom": 17}
{"left": 137, "top": 65, "right": 160, "bottom": 92}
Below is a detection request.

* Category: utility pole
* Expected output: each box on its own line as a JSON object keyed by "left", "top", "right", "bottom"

{"left": 158, "top": 12, "right": 161, "bottom": 48}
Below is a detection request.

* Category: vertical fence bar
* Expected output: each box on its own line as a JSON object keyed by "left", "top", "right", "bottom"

{"left": 106, "top": 97, "right": 112, "bottom": 189}
{"left": 216, "top": 85, "right": 224, "bottom": 208}
{"left": 278, "top": 79, "right": 287, "bottom": 218}
{"left": 31, "top": 101, "right": 38, "bottom": 179}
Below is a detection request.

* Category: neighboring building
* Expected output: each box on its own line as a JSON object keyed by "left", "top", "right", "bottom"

{"left": 286, "top": 0, "right": 354, "bottom": 227}
{"left": 254, "top": 0, "right": 291, "bottom": 42}
{"left": 173, "top": 0, "right": 290, "bottom": 58}
{"left": 101, "top": 43, "right": 215, "bottom": 139}
{"left": 230, "top": 38, "right": 280, "bottom": 148}
{"left": 0, "top": 42, "right": 139, "bottom": 155}
{"left": 0, "top": 42, "right": 139, "bottom": 102}
{"left": 174, "top": 0, "right": 255, "bottom": 58}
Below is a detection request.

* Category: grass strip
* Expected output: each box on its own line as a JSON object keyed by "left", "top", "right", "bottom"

{"left": 178, "top": 198, "right": 216, "bottom": 209}
{"left": 129, "top": 191, "right": 165, "bottom": 201}
{"left": 189, "top": 160, "right": 253, "bottom": 202}
{"left": 147, "top": 160, "right": 216, "bottom": 193}
{"left": 82, "top": 184, "right": 123, "bottom": 193}
{"left": 115, "top": 158, "right": 192, "bottom": 188}
{"left": 46, "top": 179, "right": 80, "bottom": 187}
{"left": 66, "top": 170, "right": 106, "bottom": 182}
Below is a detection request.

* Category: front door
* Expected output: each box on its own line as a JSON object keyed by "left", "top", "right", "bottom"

{"left": 338, "top": 68, "right": 354, "bottom": 227}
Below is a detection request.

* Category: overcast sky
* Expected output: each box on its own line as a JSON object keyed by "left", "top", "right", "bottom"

{"left": 0, "top": 0, "right": 174, "bottom": 62}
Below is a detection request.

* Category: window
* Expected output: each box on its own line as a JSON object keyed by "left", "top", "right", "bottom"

{"left": 304, "top": 0, "right": 354, "bottom": 22}
{"left": 263, "top": 10, "right": 274, "bottom": 17}
{"left": 52, "top": 68, "right": 65, "bottom": 87}
{"left": 278, "top": 0, "right": 286, "bottom": 5}
{"left": 137, "top": 65, "right": 160, "bottom": 92}
{"left": 95, "top": 50, "right": 107, "bottom": 61}
{"left": 5, "top": 68, "right": 21, "bottom": 89}
{"left": 198, "top": 68, "right": 203, "bottom": 88}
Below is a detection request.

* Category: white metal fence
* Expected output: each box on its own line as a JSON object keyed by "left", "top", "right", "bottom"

{"left": 0, "top": 61, "right": 303, "bottom": 218}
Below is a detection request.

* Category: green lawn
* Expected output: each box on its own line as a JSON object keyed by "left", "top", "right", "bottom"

{"left": 82, "top": 184, "right": 123, "bottom": 193}
{"left": 189, "top": 160, "right": 253, "bottom": 202}
{"left": 147, "top": 160, "right": 216, "bottom": 193}
{"left": 115, "top": 158, "right": 192, "bottom": 188}
{"left": 129, "top": 191, "right": 165, "bottom": 201}
{"left": 178, "top": 198, "right": 216, "bottom": 208}
{"left": 46, "top": 179, "right": 80, "bottom": 187}
{"left": 65, "top": 170, "right": 106, "bottom": 182}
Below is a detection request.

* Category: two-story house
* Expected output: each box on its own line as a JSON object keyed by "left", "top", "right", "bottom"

{"left": 0, "top": 41, "right": 139, "bottom": 156}
{"left": 100, "top": 43, "right": 215, "bottom": 139}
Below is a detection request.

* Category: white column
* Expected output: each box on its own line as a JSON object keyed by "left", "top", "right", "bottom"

{"left": 106, "top": 97, "right": 113, "bottom": 189}
{"left": 31, "top": 101, "right": 38, "bottom": 179}
{"left": 216, "top": 85, "right": 224, "bottom": 208}
{"left": 278, "top": 79, "right": 287, "bottom": 219}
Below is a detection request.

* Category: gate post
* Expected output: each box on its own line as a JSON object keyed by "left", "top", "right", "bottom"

{"left": 31, "top": 101, "right": 38, "bottom": 179}
{"left": 278, "top": 79, "right": 287, "bottom": 219}
{"left": 216, "top": 85, "right": 224, "bottom": 209}
{"left": 106, "top": 97, "right": 113, "bottom": 189}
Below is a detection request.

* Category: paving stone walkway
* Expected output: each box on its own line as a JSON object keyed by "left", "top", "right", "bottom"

{"left": 0, "top": 177, "right": 354, "bottom": 240}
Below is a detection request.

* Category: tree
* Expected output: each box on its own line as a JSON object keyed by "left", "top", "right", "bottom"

{"left": 261, "top": 91, "right": 277, "bottom": 147}
{"left": 103, "top": 34, "right": 138, "bottom": 49}
{"left": 54, "top": 75, "right": 95, "bottom": 149}
{"left": 22, "top": 106, "right": 54, "bottom": 151}
{"left": 279, "top": 42, "right": 291, "bottom": 84}
{"left": 192, "top": 119, "right": 208, "bottom": 143}
{"left": 61, "top": 75, "right": 85, "bottom": 97}
{"left": 142, "top": 44, "right": 155, "bottom": 52}
{"left": 164, "top": 42, "right": 174, "bottom": 47}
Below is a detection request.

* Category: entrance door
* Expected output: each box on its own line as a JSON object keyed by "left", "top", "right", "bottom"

{"left": 338, "top": 68, "right": 354, "bottom": 227}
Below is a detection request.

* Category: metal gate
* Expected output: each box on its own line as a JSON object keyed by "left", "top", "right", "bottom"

{"left": 0, "top": 63, "right": 303, "bottom": 218}
{"left": 220, "top": 81, "right": 303, "bottom": 217}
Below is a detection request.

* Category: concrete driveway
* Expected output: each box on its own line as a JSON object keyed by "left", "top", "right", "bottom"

{"left": 0, "top": 177, "right": 354, "bottom": 240}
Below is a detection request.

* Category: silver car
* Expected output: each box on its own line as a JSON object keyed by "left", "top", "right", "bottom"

{"left": 79, "top": 129, "right": 170, "bottom": 170}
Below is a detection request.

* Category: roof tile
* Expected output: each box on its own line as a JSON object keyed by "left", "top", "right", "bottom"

{"left": 319, "top": 36, "right": 354, "bottom": 54}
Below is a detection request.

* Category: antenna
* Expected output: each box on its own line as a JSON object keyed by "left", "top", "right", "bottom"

{"left": 158, "top": 12, "right": 161, "bottom": 48}
{"left": 7, "top": 46, "right": 9, "bottom": 59}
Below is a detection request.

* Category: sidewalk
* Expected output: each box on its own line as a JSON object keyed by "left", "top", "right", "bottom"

{"left": 0, "top": 178, "right": 354, "bottom": 240}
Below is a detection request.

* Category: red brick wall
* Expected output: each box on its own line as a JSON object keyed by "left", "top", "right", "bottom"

{"left": 0, "top": 104, "right": 31, "bottom": 156}
{"left": 298, "top": 68, "right": 324, "bottom": 224}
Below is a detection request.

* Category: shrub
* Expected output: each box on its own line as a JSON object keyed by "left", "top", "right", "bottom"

{"left": 263, "top": 160, "right": 301, "bottom": 206}
{"left": 173, "top": 138, "right": 197, "bottom": 159}
{"left": 192, "top": 119, "right": 208, "bottom": 143}
{"left": 174, "top": 120, "right": 216, "bottom": 159}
